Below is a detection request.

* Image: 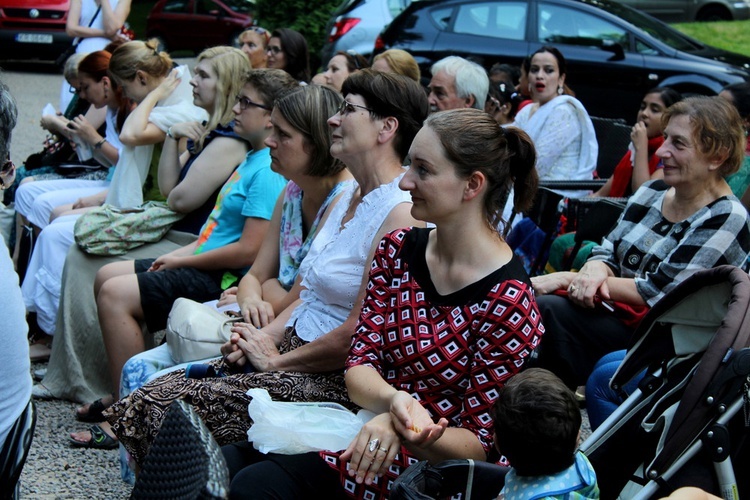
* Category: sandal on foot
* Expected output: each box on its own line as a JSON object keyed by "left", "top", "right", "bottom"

{"left": 76, "top": 397, "right": 112, "bottom": 423}
{"left": 69, "top": 425, "right": 118, "bottom": 450}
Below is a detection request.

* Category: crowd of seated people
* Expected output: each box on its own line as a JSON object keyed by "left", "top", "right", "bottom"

{"left": 4, "top": 36, "right": 750, "bottom": 499}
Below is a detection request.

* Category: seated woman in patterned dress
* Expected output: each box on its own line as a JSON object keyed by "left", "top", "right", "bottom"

{"left": 221, "top": 108, "right": 545, "bottom": 498}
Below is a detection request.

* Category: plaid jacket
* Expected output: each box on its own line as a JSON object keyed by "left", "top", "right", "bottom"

{"left": 589, "top": 180, "right": 750, "bottom": 306}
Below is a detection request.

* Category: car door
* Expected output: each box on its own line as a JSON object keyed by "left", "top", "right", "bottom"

{"left": 153, "top": 0, "right": 193, "bottom": 48}
{"left": 532, "top": 1, "right": 649, "bottom": 121}
{"left": 431, "top": 0, "right": 531, "bottom": 70}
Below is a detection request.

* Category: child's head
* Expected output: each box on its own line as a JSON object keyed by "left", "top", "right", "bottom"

{"left": 493, "top": 368, "right": 581, "bottom": 476}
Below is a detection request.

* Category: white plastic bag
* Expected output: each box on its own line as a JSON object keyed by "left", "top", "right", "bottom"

{"left": 245, "top": 388, "right": 375, "bottom": 454}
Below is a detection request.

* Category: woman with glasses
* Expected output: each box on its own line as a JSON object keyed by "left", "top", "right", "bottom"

{"left": 322, "top": 50, "right": 369, "bottom": 93}
{"left": 101, "top": 69, "right": 428, "bottom": 467}
{"left": 238, "top": 26, "right": 269, "bottom": 69}
{"left": 266, "top": 28, "right": 311, "bottom": 83}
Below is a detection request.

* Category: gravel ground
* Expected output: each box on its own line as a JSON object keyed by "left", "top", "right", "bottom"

{"left": 21, "top": 363, "right": 132, "bottom": 498}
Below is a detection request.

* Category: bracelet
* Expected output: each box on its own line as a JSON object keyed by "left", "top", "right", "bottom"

{"left": 166, "top": 126, "right": 176, "bottom": 139}
{"left": 94, "top": 138, "right": 107, "bottom": 149}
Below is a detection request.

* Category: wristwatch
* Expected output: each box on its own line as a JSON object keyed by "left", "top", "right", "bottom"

{"left": 94, "top": 138, "right": 107, "bottom": 149}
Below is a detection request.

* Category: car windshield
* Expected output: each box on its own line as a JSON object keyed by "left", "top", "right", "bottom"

{"left": 584, "top": 0, "right": 703, "bottom": 52}
{"left": 220, "top": 0, "right": 255, "bottom": 14}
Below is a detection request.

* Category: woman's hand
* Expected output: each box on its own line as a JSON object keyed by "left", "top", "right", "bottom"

{"left": 631, "top": 121, "right": 649, "bottom": 152}
{"left": 239, "top": 296, "right": 275, "bottom": 328}
{"left": 70, "top": 114, "right": 100, "bottom": 145}
{"left": 531, "top": 271, "right": 576, "bottom": 295}
{"left": 72, "top": 193, "right": 105, "bottom": 209}
{"left": 166, "top": 121, "right": 206, "bottom": 142}
{"left": 150, "top": 68, "right": 182, "bottom": 103}
{"left": 567, "top": 260, "right": 612, "bottom": 308}
{"left": 339, "top": 413, "right": 401, "bottom": 486}
{"left": 390, "top": 391, "right": 448, "bottom": 450}
{"left": 220, "top": 331, "right": 247, "bottom": 369}
{"left": 231, "top": 323, "right": 279, "bottom": 372}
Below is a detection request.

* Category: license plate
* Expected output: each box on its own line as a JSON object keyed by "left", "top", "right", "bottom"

{"left": 16, "top": 33, "right": 53, "bottom": 43}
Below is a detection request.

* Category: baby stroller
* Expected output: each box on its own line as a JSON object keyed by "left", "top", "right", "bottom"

{"left": 580, "top": 265, "right": 750, "bottom": 499}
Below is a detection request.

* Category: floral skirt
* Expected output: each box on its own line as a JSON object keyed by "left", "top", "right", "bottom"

{"left": 104, "top": 327, "right": 351, "bottom": 465}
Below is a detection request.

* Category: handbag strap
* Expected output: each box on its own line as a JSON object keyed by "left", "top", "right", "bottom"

{"left": 71, "top": 4, "right": 103, "bottom": 47}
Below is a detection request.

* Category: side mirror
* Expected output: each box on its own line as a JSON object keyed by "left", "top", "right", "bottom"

{"left": 601, "top": 39, "right": 625, "bottom": 61}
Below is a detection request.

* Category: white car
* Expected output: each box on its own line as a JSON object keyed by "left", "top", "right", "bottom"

{"left": 320, "top": 0, "right": 413, "bottom": 65}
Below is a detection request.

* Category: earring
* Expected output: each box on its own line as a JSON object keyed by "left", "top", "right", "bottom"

{"left": 528, "top": 83, "right": 532, "bottom": 93}
{"left": 557, "top": 84, "right": 564, "bottom": 95}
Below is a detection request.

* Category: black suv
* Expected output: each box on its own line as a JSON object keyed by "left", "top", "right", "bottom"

{"left": 0, "top": 0, "right": 72, "bottom": 61}
{"left": 375, "top": 0, "right": 750, "bottom": 122}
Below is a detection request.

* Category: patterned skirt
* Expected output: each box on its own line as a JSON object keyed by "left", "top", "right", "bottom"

{"left": 104, "top": 328, "right": 351, "bottom": 465}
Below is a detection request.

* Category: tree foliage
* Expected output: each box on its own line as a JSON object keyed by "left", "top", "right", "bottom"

{"left": 254, "top": 0, "right": 342, "bottom": 71}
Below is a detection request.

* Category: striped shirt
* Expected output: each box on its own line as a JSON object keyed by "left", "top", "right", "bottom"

{"left": 589, "top": 180, "right": 750, "bottom": 306}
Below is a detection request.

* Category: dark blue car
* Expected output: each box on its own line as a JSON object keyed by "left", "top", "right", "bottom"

{"left": 374, "top": 0, "right": 750, "bottom": 122}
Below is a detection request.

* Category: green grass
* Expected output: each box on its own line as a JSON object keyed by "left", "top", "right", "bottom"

{"left": 672, "top": 20, "right": 750, "bottom": 57}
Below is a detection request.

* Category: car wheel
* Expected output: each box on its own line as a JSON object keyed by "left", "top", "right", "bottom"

{"left": 696, "top": 5, "right": 731, "bottom": 21}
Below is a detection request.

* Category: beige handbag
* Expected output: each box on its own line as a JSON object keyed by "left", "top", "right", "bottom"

{"left": 166, "top": 298, "right": 241, "bottom": 363}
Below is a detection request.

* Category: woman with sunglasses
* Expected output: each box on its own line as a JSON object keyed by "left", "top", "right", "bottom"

{"left": 101, "top": 69, "right": 428, "bottom": 467}
{"left": 322, "top": 50, "right": 369, "bottom": 93}
{"left": 238, "top": 26, "right": 269, "bottom": 69}
{"left": 266, "top": 28, "right": 311, "bottom": 83}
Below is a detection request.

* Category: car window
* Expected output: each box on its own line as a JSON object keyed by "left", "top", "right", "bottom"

{"left": 195, "top": 0, "right": 219, "bottom": 15}
{"left": 453, "top": 2, "right": 527, "bottom": 40}
{"left": 163, "top": 0, "right": 191, "bottom": 13}
{"left": 538, "top": 3, "right": 627, "bottom": 48}
{"left": 430, "top": 6, "right": 455, "bottom": 30}
{"left": 221, "top": 0, "right": 255, "bottom": 14}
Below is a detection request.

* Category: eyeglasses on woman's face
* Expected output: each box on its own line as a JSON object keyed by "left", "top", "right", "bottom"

{"left": 337, "top": 100, "right": 373, "bottom": 116}
{"left": 235, "top": 94, "right": 270, "bottom": 111}
{"left": 266, "top": 45, "right": 282, "bottom": 55}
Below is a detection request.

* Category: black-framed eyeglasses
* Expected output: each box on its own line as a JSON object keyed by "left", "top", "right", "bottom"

{"left": 345, "top": 50, "right": 363, "bottom": 70}
{"left": 235, "top": 94, "right": 270, "bottom": 111}
{"left": 338, "top": 100, "right": 373, "bottom": 116}
{"left": 266, "top": 45, "right": 282, "bottom": 55}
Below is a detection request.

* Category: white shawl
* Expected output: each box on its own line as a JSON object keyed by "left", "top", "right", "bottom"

{"left": 513, "top": 95, "right": 598, "bottom": 183}
{"left": 105, "top": 66, "right": 209, "bottom": 209}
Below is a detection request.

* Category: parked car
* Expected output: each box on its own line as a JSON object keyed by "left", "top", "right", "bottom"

{"left": 0, "top": 0, "right": 72, "bottom": 62}
{"left": 375, "top": 0, "right": 750, "bottom": 122}
{"left": 615, "top": 0, "right": 750, "bottom": 23}
{"left": 320, "top": 0, "right": 413, "bottom": 66}
{"left": 146, "top": 0, "right": 255, "bottom": 54}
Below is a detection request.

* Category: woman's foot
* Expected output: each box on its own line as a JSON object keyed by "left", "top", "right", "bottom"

{"left": 69, "top": 422, "right": 118, "bottom": 450}
{"left": 76, "top": 395, "right": 115, "bottom": 423}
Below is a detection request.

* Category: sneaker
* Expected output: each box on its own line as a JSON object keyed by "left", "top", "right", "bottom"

{"left": 31, "top": 383, "right": 54, "bottom": 400}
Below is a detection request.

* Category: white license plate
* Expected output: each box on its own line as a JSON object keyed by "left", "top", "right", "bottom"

{"left": 16, "top": 33, "right": 53, "bottom": 43}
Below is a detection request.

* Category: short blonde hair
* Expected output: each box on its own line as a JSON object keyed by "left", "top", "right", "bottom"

{"left": 373, "top": 49, "right": 420, "bottom": 82}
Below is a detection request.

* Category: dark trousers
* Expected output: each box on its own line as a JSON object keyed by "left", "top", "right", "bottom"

{"left": 222, "top": 441, "right": 347, "bottom": 499}
{"left": 531, "top": 294, "right": 633, "bottom": 388}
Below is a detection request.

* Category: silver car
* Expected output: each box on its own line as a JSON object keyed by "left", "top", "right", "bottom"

{"left": 320, "top": 0, "right": 413, "bottom": 65}
{"left": 615, "top": 0, "right": 750, "bottom": 22}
